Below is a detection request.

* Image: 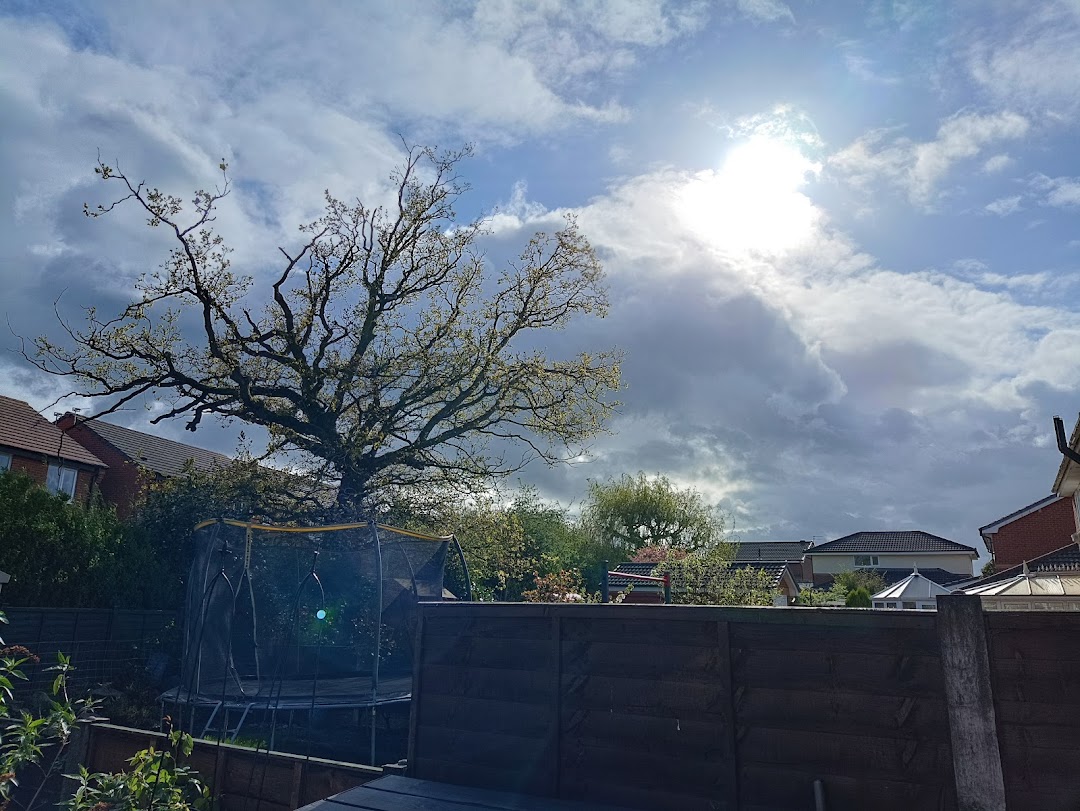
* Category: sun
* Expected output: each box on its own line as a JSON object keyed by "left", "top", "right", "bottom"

{"left": 678, "top": 136, "right": 821, "bottom": 255}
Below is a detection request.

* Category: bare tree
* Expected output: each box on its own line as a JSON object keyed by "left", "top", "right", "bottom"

{"left": 30, "top": 146, "right": 621, "bottom": 508}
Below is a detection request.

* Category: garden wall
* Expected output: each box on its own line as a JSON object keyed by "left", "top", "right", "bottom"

{"left": 69, "top": 723, "right": 384, "bottom": 811}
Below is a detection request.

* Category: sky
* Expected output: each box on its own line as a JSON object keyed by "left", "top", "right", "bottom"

{"left": 2, "top": 0, "right": 1080, "bottom": 554}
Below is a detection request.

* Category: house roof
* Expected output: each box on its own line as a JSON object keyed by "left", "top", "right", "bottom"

{"left": 733, "top": 541, "right": 812, "bottom": 562}
{"left": 872, "top": 568, "right": 955, "bottom": 601}
{"left": 730, "top": 560, "right": 793, "bottom": 588}
{"left": 979, "top": 494, "right": 1063, "bottom": 537}
{"left": 608, "top": 562, "right": 662, "bottom": 589}
{"left": 964, "top": 563, "right": 1080, "bottom": 597}
{"left": 72, "top": 416, "right": 231, "bottom": 477}
{"left": 0, "top": 396, "right": 105, "bottom": 468}
{"left": 861, "top": 567, "right": 972, "bottom": 588}
{"left": 965, "top": 541, "right": 1080, "bottom": 589}
{"left": 807, "top": 531, "right": 978, "bottom": 556}
{"left": 608, "top": 560, "right": 796, "bottom": 591}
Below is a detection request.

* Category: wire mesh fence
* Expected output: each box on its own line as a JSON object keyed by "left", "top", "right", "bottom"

{"left": 1, "top": 607, "right": 179, "bottom": 698}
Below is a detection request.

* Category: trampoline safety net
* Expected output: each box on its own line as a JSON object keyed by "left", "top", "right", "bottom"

{"left": 173, "top": 519, "right": 457, "bottom": 714}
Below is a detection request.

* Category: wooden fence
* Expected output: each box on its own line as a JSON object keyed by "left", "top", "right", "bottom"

{"left": 69, "top": 723, "right": 383, "bottom": 811}
{"left": 1, "top": 607, "right": 178, "bottom": 691}
{"left": 407, "top": 597, "right": 1073, "bottom": 811}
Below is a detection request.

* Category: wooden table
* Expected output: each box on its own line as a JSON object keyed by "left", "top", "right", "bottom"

{"left": 298, "top": 774, "right": 636, "bottom": 811}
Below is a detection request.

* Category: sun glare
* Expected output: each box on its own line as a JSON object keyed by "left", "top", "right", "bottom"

{"left": 678, "top": 136, "right": 820, "bottom": 255}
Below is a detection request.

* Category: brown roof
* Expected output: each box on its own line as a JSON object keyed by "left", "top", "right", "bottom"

{"left": 0, "top": 395, "right": 105, "bottom": 467}
{"left": 72, "top": 416, "right": 231, "bottom": 477}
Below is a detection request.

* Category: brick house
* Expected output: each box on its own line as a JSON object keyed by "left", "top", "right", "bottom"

{"left": 0, "top": 395, "right": 106, "bottom": 504}
{"left": 55, "top": 413, "right": 231, "bottom": 518}
{"left": 979, "top": 495, "right": 1076, "bottom": 570}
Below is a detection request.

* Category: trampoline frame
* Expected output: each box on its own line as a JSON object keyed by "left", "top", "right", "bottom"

{"left": 169, "top": 517, "right": 469, "bottom": 763}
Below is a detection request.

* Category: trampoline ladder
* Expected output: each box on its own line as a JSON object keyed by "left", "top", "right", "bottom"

{"left": 230, "top": 702, "right": 255, "bottom": 742}
{"left": 200, "top": 701, "right": 223, "bottom": 739}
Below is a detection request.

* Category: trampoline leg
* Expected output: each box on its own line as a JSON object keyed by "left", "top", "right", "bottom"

{"left": 201, "top": 702, "right": 222, "bottom": 739}
{"left": 370, "top": 705, "right": 377, "bottom": 766}
{"left": 231, "top": 703, "right": 253, "bottom": 742}
{"left": 269, "top": 710, "right": 277, "bottom": 751}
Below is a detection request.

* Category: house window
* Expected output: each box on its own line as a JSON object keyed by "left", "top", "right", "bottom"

{"left": 0, "top": 452, "right": 10, "bottom": 472}
{"left": 886, "top": 601, "right": 897, "bottom": 609}
{"left": 873, "top": 602, "right": 884, "bottom": 608}
{"left": 854, "top": 555, "right": 879, "bottom": 567}
{"left": 902, "top": 601, "right": 916, "bottom": 610}
{"left": 46, "top": 464, "right": 77, "bottom": 499}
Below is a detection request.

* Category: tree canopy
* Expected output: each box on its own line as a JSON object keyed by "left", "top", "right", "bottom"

{"left": 32, "top": 146, "right": 621, "bottom": 509}
{"left": 582, "top": 472, "right": 723, "bottom": 555}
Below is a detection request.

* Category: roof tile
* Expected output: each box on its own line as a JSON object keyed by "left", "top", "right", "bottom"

{"left": 0, "top": 396, "right": 105, "bottom": 467}
{"left": 74, "top": 417, "right": 231, "bottom": 477}
{"left": 808, "top": 531, "right": 977, "bottom": 555}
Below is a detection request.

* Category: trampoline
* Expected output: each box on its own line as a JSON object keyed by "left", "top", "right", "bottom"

{"left": 162, "top": 518, "right": 469, "bottom": 763}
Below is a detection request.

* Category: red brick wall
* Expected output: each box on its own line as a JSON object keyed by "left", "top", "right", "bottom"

{"left": 61, "top": 421, "right": 144, "bottom": 519}
{"left": 7, "top": 452, "right": 97, "bottom": 505}
{"left": 988, "top": 496, "right": 1078, "bottom": 569}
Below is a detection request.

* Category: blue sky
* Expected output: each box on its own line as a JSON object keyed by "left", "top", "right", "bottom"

{"left": 2, "top": 1, "right": 1079, "bottom": 553}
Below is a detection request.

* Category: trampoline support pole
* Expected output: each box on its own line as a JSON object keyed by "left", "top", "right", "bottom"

{"left": 370, "top": 520, "right": 383, "bottom": 766}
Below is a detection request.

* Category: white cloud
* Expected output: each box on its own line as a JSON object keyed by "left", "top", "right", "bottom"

{"left": 967, "top": 3, "right": 1080, "bottom": 115}
{"left": 843, "top": 53, "right": 901, "bottom": 85}
{"left": 830, "top": 111, "right": 1030, "bottom": 206}
{"left": 34, "top": 1, "right": 712, "bottom": 140}
{"left": 734, "top": 0, "right": 795, "bottom": 24}
{"left": 1031, "top": 173, "right": 1080, "bottom": 207}
{"left": 982, "top": 153, "right": 1013, "bottom": 173}
{"left": 985, "top": 195, "right": 1023, "bottom": 216}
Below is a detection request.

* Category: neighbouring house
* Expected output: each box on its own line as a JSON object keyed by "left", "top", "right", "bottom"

{"left": 805, "top": 530, "right": 978, "bottom": 587}
{"left": 606, "top": 559, "right": 799, "bottom": 604}
{"left": 1053, "top": 413, "right": 1080, "bottom": 542}
{"left": 871, "top": 566, "right": 954, "bottom": 610}
{"left": 978, "top": 494, "right": 1076, "bottom": 570}
{"left": 734, "top": 540, "right": 814, "bottom": 589}
{"left": 963, "top": 540, "right": 1080, "bottom": 588}
{"left": 55, "top": 413, "right": 232, "bottom": 518}
{"left": 0, "top": 395, "right": 106, "bottom": 504}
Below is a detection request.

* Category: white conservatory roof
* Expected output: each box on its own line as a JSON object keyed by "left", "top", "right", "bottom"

{"left": 872, "top": 567, "right": 955, "bottom": 601}
{"left": 963, "top": 562, "right": 1080, "bottom": 597}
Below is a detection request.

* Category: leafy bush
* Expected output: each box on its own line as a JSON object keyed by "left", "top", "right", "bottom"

{"left": 64, "top": 729, "right": 209, "bottom": 811}
{"left": 1, "top": 613, "right": 99, "bottom": 811}
{"left": 845, "top": 586, "right": 872, "bottom": 607}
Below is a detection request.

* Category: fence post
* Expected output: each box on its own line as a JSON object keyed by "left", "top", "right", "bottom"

{"left": 936, "top": 594, "right": 1006, "bottom": 811}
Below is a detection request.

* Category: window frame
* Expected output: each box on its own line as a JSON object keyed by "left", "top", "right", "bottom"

{"left": 46, "top": 463, "right": 78, "bottom": 499}
{"left": 853, "top": 555, "right": 879, "bottom": 567}
{"left": 0, "top": 452, "right": 10, "bottom": 472}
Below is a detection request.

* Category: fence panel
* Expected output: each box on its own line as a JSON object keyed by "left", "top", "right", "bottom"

{"left": 410, "top": 603, "right": 961, "bottom": 811}
{"left": 987, "top": 612, "right": 1080, "bottom": 811}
